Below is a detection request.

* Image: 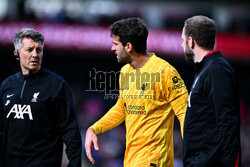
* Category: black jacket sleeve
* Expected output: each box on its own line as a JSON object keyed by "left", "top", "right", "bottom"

{"left": 0, "top": 88, "right": 3, "bottom": 162}
{"left": 55, "top": 81, "right": 82, "bottom": 167}
{"left": 207, "top": 64, "right": 239, "bottom": 165}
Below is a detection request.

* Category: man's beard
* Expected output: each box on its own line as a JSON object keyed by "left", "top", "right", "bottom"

{"left": 117, "top": 48, "right": 131, "bottom": 64}
{"left": 184, "top": 44, "right": 195, "bottom": 63}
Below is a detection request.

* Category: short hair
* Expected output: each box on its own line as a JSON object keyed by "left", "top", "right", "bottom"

{"left": 184, "top": 15, "right": 216, "bottom": 50}
{"left": 13, "top": 28, "right": 44, "bottom": 51}
{"left": 110, "top": 17, "right": 148, "bottom": 54}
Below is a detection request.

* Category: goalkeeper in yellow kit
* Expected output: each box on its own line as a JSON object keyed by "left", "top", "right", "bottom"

{"left": 85, "top": 17, "right": 188, "bottom": 167}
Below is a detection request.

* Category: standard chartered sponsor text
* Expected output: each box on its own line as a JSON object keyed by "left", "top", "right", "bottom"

{"left": 104, "top": 94, "right": 155, "bottom": 99}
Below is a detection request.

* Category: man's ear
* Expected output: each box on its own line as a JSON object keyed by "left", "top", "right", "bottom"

{"left": 188, "top": 37, "right": 195, "bottom": 49}
{"left": 125, "top": 42, "right": 133, "bottom": 52}
{"left": 14, "top": 50, "right": 19, "bottom": 60}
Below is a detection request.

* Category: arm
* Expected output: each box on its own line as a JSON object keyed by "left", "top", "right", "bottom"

{"left": 56, "top": 82, "right": 82, "bottom": 167}
{"left": 208, "top": 65, "right": 240, "bottom": 162}
{"left": 163, "top": 67, "right": 188, "bottom": 137}
{"left": 85, "top": 69, "right": 126, "bottom": 164}
{"left": 85, "top": 128, "right": 99, "bottom": 165}
{"left": 170, "top": 93, "right": 188, "bottom": 137}
{"left": 90, "top": 98, "right": 125, "bottom": 134}
{"left": 85, "top": 98, "right": 125, "bottom": 164}
{"left": 0, "top": 89, "right": 3, "bottom": 162}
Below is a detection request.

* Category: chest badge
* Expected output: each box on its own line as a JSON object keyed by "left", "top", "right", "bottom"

{"left": 5, "top": 100, "right": 10, "bottom": 106}
{"left": 31, "top": 92, "right": 40, "bottom": 102}
{"left": 5, "top": 93, "right": 15, "bottom": 106}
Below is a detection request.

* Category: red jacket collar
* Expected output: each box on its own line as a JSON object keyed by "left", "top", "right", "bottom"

{"left": 204, "top": 50, "right": 218, "bottom": 57}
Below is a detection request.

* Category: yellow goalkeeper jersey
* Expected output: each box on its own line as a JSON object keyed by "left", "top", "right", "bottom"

{"left": 90, "top": 53, "right": 188, "bottom": 167}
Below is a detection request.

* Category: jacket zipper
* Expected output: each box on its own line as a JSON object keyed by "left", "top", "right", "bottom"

{"left": 20, "top": 80, "right": 26, "bottom": 99}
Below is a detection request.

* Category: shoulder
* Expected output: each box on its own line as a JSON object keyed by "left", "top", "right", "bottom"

{"left": 41, "top": 69, "right": 69, "bottom": 91}
{"left": 0, "top": 72, "right": 20, "bottom": 90}
{"left": 203, "top": 57, "right": 236, "bottom": 84}
{"left": 148, "top": 56, "right": 183, "bottom": 85}
{"left": 147, "top": 54, "right": 175, "bottom": 73}
{"left": 207, "top": 57, "right": 234, "bottom": 75}
{"left": 154, "top": 56, "right": 179, "bottom": 75}
{"left": 43, "top": 69, "right": 65, "bottom": 83}
{"left": 120, "top": 64, "right": 132, "bottom": 73}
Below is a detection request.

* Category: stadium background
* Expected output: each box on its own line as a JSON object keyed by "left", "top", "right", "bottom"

{"left": 0, "top": 0, "right": 249, "bottom": 166}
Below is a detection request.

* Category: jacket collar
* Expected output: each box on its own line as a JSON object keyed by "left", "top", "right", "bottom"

{"left": 194, "top": 51, "right": 222, "bottom": 75}
{"left": 16, "top": 67, "right": 47, "bottom": 81}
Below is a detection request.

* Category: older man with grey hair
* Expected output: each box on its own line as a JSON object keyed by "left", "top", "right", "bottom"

{"left": 0, "top": 28, "right": 82, "bottom": 167}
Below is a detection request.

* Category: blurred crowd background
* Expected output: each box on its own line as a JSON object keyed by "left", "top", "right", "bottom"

{"left": 0, "top": 0, "right": 250, "bottom": 167}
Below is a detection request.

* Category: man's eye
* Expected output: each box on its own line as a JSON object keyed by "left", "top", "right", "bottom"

{"left": 37, "top": 48, "right": 42, "bottom": 53}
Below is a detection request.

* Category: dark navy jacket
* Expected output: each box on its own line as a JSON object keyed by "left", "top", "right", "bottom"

{"left": 0, "top": 68, "right": 82, "bottom": 167}
{"left": 183, "top": 51, "right": 241, "bottom": 167}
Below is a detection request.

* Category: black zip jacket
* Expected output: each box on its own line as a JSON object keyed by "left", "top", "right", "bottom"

{"left": 183, "top": 52, "right": 241, "bottom": 167}
{"left": 0, "top": 68, "right": 82, "bottom": 167}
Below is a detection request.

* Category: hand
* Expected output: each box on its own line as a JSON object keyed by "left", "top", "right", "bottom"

{"left": 85, "top": 128, "right": 99, "bottom": 164}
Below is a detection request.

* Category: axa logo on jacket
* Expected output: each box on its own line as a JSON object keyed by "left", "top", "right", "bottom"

{"left": 6, "top": 104, "right": 33, "bottom": 120}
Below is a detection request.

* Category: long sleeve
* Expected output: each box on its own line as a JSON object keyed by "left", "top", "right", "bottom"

{"left": 90, "top": 72, "right": 126, "bottom": 135}
{"left": 162, "top": 67, "right": 188, "bottom": 137}
{"left": 208, "top": 64, "right": 240, "bottom": 163}
{"left": 55, "top": 81, "right": 82, "bottom": 167}
{"left": 90, "top": 98, "right": 125, "bottom": 135}
{"left": 170, "top": 93, "right": 188, "bottom": 137}
{"left": 0, "top": 88, "right": 3, "bottom": 162}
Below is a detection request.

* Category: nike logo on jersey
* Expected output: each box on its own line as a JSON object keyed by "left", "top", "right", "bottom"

{"left": 7, "top": 104, "right": 33, "bottom": 120}
{"left": 6, "top": 94, "right": 14, "bottom": 98}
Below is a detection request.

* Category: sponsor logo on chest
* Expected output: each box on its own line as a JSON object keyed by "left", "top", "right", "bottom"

{"left": 6, "top": 104, "right": 33, "bottom": 120}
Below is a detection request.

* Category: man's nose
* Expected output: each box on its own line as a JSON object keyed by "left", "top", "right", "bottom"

{"left": 32, "top": 50, "right": 38, "bottom": 57}
{"left": 111, "top": 45, "right": 115, "bottom": 51}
